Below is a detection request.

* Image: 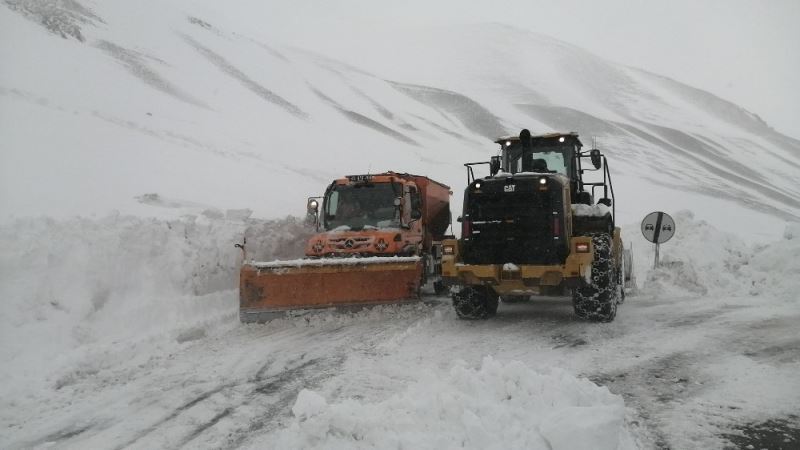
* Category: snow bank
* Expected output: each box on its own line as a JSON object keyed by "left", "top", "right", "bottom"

{"left": 641, "top": 210, "right": 800, "bottom": 299}
{"left": 0, "top": 213, "right": 312, "bottom": 404}
{"left": 262, "top": 357, "right": 634, "bottom": 450}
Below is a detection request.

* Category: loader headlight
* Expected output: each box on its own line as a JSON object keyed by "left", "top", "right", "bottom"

{"left": 443, "top": 244, "right": 455, "bottom": 255}
{"left": 474, "top": 182, "right": 482, "bottom": 189}
{"left": 575, "top": 242, "right": 590, "bottom": 253}
{"left": 559, "top": 136, "right": 565, "bottom": 142}
{"left": 539, "top": 178, "right": 547, "bottom": 185}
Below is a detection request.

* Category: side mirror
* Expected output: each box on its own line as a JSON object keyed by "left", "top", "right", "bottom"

{"left": 306, "top": 198, "right": 320, "bottom": 228}
{"left": 307, "top": 198, "right": 319, "bottom": 214}
{"left": 590, "top": 149, "right": 602, "bottom": 169}
{"left": 490, "top": 156, "right": 501, "bottom": 176}
{"left": 519, "top": 129, "right": 532, "bottom": 150}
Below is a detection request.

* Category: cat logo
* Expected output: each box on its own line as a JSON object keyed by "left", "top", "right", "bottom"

{"left": 504, "top": 185, "right": 516, "bottom": 193}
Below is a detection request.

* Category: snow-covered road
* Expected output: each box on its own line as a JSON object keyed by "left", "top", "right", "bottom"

{"left": 3, "top": 213, "right": 799, "bottom": 449}
{"left": 5, "top": 289, "right": 798, "bottom": 449}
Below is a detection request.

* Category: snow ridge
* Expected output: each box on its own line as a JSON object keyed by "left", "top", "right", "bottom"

{"left": 267, "top": 357, "right": 634, "bottom": 450}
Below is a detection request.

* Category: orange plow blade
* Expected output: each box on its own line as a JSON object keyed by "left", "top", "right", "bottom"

{"left": 239, "top": 257, "right": 423, "bottom": 322}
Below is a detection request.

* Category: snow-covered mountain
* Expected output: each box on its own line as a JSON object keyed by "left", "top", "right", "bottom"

{"left": 2, "top": 1, "right": 798, "bottom": 238}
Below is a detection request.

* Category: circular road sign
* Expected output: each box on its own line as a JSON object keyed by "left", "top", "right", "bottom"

{"left": 641, "top": 211, "right": 675, "bottom": 244}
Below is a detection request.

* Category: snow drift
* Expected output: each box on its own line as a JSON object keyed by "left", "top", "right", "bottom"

{"left": 0, "top": 213, "right": 312, "bottom": 408}
{"left": 263, "top": 357, "right": 635, "bottom": 450}
{"left": 637, "top": 210, "right": 800, "bottom": 299}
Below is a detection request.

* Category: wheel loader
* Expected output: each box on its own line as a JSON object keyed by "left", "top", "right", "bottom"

{"left": 441, "top": 129, "right": 634, "bottom": 322}
{"left": 239, "top": 172, "right": 451, "bottom": 322}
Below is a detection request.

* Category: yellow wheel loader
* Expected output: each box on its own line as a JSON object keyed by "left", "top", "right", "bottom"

{"left": 441, "top": 129, "right": 634, "bottom": 321}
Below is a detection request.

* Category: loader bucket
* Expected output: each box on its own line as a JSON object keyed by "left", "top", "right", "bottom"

{"left": 239, "top": 256, "right": 423, "bottom": 323}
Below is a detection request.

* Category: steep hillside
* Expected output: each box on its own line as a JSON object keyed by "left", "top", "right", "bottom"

{"left": 1, "top": 1, "right": 798, "bottom": 239}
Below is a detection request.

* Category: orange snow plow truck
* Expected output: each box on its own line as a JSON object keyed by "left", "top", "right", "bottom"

{"left": 239, "top": 172, "right": 451, "bottom": 322}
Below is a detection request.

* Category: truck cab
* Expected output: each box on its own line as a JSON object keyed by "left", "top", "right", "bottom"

{"left": 305, "top": 172, "right": 450, "bottom": 259}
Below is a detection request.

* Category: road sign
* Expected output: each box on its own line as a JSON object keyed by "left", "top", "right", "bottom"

{"left": 641, "top": 211, "right": 675, "bottom": 244}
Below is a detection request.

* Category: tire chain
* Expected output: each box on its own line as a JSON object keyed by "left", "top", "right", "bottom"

{"left": 573, "top": 233, "right": 619, "bottom": 322}
{"left": 453, "top": 287, "right": 493, "bottom": 320}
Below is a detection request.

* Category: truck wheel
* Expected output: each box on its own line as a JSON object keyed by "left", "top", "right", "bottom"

{"left": 572, "top": 233, "right": 619, "bottom": 322}
{"left": 501, "top": 295, "right": 530, "bottom": 303}
{"left": 453, "top": 286, "right": 498, "bottom": 320}
{"left": 433, "top": 280, "right": 448, "bottom": 296}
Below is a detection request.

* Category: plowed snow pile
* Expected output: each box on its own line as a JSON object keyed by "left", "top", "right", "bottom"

{"left": 262, "top": 357, "right": 635, "bottom": 450}
{"left": 639, "top": 210, "right": 800, "bottom": 299}
{"left": 0, "top": 213, "right": 311, "bottom": 405}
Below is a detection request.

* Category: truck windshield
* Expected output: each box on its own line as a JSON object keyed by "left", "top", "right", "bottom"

{"left": 324, "top": 183, "right": 401, "bottom": 231}
{"left": 506, "top": 143, "right": 571, "bottom": 176}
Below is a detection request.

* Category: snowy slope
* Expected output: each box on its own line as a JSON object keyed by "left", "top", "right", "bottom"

{"left": 2, "top": 1, "right": 799, "bottom": 238}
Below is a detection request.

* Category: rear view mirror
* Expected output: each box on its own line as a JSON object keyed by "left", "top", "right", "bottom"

{"left": 590, "top": 149, "right": 602, "bottom": 169}
{"left": 519, "top": 129, "right": 532, "bottom": 150}
{"left": 307, "top": 198, "right": 319, "bottom": 214}
{"left": 490, "top": 156, "right": 501, "bottom": 176}
{"left": 306, "top": 198, "right": 320, "bottom": 228}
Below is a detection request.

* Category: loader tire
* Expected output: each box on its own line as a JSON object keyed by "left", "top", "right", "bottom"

{"left": 453, "top": 286, "right": 498, "bottom": 320}
{"left": 572, "top": 233, "right": 619, "bottom": 322}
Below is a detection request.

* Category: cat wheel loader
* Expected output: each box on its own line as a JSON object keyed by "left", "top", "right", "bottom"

{"left": 441, "top": 129, "right": 634, "bottom": 322}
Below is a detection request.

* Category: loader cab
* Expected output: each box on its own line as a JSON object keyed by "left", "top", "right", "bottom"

{"left": 495, "top": 133, "right": 582, "bottom": 195}
{"left": 492, "top": 132, "right": 613, "bottom": 212}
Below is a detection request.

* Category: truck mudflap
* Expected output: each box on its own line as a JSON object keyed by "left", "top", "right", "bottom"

{"left": 239, "top": 256, "right": 423, "bottom": 323}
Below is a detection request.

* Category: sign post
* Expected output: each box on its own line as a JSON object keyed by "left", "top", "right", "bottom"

{"left": 641, "top": 211, "right": 676, "bottom": 269}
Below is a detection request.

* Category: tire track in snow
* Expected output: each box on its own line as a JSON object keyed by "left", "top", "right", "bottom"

{"left": 589, "top": 352, "right": 703, "bottom": 448}
{"left": 10, "top": 303, "right": 449, "bottom": 449}
{"left": 223, "top": 355, "right": 346, "bottom": 449}
{"left": 111, "top": 383, "right": 238, "bottom": 450}
{"left": 115, "top": 352, "right": 344, "bottom": 449}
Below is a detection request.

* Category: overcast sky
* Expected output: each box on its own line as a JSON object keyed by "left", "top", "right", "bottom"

{"left": 255, "top": 0, "right": 799, "bottom": 139}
